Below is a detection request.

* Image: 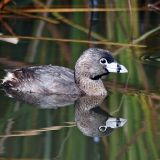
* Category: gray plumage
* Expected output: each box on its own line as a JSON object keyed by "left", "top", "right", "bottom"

{"left": 75, "top": 96, "right": 127, "bottom": 137}
{"left": 1, "top": 48, "right": 128, "bottom": 96}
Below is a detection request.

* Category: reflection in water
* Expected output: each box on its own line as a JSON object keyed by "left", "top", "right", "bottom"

{"left": 0, "top": 0, "right": 159, "bottom": 159}
{"left": 2, "top": 88, "right": 78, "bottom": 108}
{"left": 75, "top": 96, "right": 127, "bottom": 137}
{"left": 139, "top": 54, "right": 160, "bottom": 65}
{"left": 1, "top": 88, "right": 127, "bottom": 138}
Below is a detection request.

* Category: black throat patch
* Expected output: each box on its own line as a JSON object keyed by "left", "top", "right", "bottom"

{"left": 90, "top": 72, "right": 109, "bottom": 80}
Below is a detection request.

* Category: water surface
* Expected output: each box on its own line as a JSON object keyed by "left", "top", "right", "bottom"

{"left": 0, "top": 0, "right": 159, "bottom": 159}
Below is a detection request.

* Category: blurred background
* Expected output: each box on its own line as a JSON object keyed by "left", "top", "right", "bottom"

{"left": 0, "top": 0, "right": 160, "bottom": 159}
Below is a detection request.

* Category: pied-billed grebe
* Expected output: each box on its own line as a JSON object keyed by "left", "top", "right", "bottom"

{"left": 1, "top": 48, "right": 128, "bottom": 96}
{"left": 75, "top": 96, "right": 127, "bottom": 137}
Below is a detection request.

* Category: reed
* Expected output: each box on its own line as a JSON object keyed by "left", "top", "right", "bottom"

{"left": 0, "top": 0, "right": 159, "bottom": 159}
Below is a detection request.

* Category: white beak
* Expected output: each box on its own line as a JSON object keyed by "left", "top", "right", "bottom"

{"left": 106, "top": 62, "right": 128, "bottom": 73}
{"left": 99, "top": 118, "right": 127, "bottom": 132}
{"left": 105, "top": 117, "right": 127, "bottom": 128}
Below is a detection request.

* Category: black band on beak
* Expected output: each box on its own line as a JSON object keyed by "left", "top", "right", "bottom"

{"left": 117, "top": 64, "right": 121, "bottom": 73}
{"left": 116, "top": 118, "right": 121, "bottom": 127}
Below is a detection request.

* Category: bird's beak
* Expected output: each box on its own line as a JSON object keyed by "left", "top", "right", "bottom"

{"left": 99, "top": 117, "right": 127, "bottom": 132}
{"left": 106, "top": 117, "right": 127, "bottom": 128}
{"left": 106, "top": 62, "right": 128, "bottom": 73}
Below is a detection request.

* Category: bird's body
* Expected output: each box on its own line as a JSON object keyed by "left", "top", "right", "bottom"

{"left": 1, "top": 48, "right": 128, "bottom": 96}
{"left": 2, "top": 65, "right": 81, "bottom": 95}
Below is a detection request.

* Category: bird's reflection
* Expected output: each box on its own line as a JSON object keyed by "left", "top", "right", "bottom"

{"left": 75, "top": 96, "right": 127, "bottom": 137}
{"left": 2, "top": 88, "right": 78, "bottom": 108}
{"left": 2, "top": 88, "right": 127, "bottom": 137}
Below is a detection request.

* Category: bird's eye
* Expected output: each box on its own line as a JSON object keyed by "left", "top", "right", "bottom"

{"left": 99, "top": 126, "right": 107, "bottom": 132}
{"left": 100, "top": 58, "right": 107, "bottom": 64}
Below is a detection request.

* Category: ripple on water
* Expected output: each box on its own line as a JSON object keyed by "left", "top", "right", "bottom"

{"left": 139, "top": 54, "right": 160, "bottom": 66}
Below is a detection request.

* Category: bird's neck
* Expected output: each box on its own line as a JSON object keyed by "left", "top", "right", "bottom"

{"left": 75, "top": 72, "right": 107, "bottom": 96}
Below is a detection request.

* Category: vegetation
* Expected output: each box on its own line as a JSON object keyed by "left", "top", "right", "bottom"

{"left": 0, "top": 0, "right": 159, "bottom": 159}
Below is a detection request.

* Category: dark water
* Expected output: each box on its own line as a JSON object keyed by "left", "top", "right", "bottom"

{"left": 0, "top": 0, "right": 160, "bottom": 160}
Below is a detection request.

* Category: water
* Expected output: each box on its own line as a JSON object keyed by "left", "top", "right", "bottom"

{"left": 0, "top": 0, "right": 160, "bottom": 159}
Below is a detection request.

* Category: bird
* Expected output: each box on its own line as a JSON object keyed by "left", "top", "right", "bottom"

{"left": 75, "top": 96, "right": 127, "bottom": 137}
{"left": 1, "top": 48, "right": 128, "bottom": 96}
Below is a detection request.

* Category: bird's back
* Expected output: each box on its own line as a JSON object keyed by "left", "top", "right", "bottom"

{"left": 2, "top": 65, "right": 80, "bottom": 95}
